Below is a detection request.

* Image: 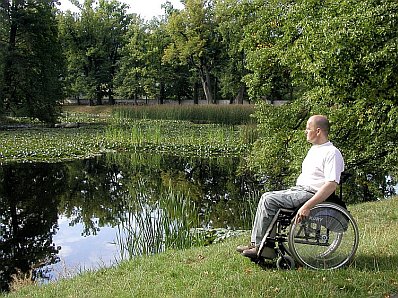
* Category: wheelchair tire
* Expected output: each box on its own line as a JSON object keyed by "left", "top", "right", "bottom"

{"left": 276, "top": 255, "right": 295, "bottom": 270}
{"left": 288, "top": 202, "right": 359, "bottom": 270}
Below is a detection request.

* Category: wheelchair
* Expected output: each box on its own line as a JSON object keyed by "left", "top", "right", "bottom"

{"left": 255, "top": 193, "right": 359, "bottom": 270}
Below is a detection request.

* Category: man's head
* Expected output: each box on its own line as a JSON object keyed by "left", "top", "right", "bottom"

{"left": 305, "top": 115, "right": 330, "bottom": 145}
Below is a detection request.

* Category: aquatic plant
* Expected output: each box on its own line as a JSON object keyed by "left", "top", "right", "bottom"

{"left": 112, "top": 105, "right": 255, "bottom": 125}
{"left": 116, "top": 179, "right": 205, "bottom": 260}
{"left": 104, "top": 119, "right": 256, "bottom": 158}
{"left": 0, "top": 110, "right": 258, "bottom": 163}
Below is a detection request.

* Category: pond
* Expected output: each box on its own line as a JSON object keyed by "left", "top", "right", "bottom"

{"left": 0, "top": 152, "right": 261, "bottom": 291}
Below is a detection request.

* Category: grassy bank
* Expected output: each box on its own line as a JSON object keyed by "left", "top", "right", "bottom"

{"left": 4, "top": 198, "right": 398, "bottom": 298}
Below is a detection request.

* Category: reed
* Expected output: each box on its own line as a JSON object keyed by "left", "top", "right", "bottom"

{"left": 116, "top": 179, "right": 205, "bottom": 260}
{"left": 112, "top": 105, "right": 255, "bottom": 125}
{"left": 104, "top": 119, "right": 253, "bottom": 157}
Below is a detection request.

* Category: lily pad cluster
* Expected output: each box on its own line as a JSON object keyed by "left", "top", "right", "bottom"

{"left": 0, "top": 115, "right": 256, "bottom": 164}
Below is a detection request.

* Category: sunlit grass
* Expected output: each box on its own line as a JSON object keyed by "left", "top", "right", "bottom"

{"left": 104, "top": 119, "right": 254, "bottom": 158}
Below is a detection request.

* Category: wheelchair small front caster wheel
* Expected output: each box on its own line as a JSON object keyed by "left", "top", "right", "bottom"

{"left": 276, "top": 255, "right": 295, "bottom": 270}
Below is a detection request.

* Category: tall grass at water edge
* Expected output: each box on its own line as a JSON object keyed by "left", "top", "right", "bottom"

{"left": 112, "top": 105, "right": 255, "bottom": 125}
{"left": 116, "top": 179, "right": 206, "bottom": 260}
{"left": 5, "top": 197, "right": 398, "bottom": 297}
{"left": 104, "top": 119, "right": 257, "bottom": 157}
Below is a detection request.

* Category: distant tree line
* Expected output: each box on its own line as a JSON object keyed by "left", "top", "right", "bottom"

{"left": 1, "top": 0, "right": 395, "bottom": 116}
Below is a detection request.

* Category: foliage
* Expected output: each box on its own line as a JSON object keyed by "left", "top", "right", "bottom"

{"left": 246, "top": 102, "right": 309, "bottom": 191}
{"left": 0, "top": 163, "right": 63, "bottom": 291}
{"left": 244, "top": 0, "right": 398, "bottom": 201}
{"left": 0, "top": 0, "right": 64, "bottom": 122}
{"left": 164, "top": 0, "right": 223, "bottom": 104}
{"left": 214, "top": 0, "right": 255, "bottom": 104}
{"left": 57, "top": 0, "right": 132, "bottom": 105}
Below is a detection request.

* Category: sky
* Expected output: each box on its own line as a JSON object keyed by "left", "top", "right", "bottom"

{"left": 57, "top": 0, "right": 184, "bottom": 20}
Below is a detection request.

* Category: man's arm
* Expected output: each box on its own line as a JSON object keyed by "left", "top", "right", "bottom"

{"left": 295, "top": 181, "right": 338, "bottom": 224}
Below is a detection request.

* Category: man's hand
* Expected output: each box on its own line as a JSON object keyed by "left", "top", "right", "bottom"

{"left": 294, "top": 181, "right": 338, "bottom": 224}
{"left": 294, "top": 205, "right": 311, "bottom": 224}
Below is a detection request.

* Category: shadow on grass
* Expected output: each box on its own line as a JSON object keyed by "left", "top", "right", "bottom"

{"left": 247, "top": 253, "right": 398, "bottom": 272}
{"left": 350, "top": 253, "right": 398, "bottom": 271}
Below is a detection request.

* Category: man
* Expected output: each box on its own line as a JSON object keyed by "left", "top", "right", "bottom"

{"left": 238, "top": 115, "right": 344, "bottom": 259}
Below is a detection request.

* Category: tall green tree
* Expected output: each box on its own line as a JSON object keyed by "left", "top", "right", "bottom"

{"left": 214, "top": 0, "right": 253, "bottom": 104}
{"left": 113, "top": 15, "right": 148, "bottom": 103}
{"left": 0, "top": 0, "right": 64, "bottom": 122}
{"left": 58, "top": 0, "right": 132, "bottom": 105}
{"left": 164, "top": 0, "right": 222, "bottom": 104}
{"left": 115, "top": 13, "right": 192, "bottom": 104}
{"left": 239, "top": 0, "right": 296, "bottom": 103}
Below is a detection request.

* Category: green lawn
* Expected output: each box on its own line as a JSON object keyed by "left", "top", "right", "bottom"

{"left": 5, "top": 197, "right": 398, "bottom": 298}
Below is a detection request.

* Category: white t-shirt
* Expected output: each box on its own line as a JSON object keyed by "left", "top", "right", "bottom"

{"left": 296, "top": 141, "right": 344, "bottom": 191}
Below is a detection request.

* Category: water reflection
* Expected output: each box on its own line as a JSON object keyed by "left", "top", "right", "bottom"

{"left": 0, "top": 152, "right": 260, "bottom": 290}
{"left": 0, "top": 163, "right": 63, "bottom": 291}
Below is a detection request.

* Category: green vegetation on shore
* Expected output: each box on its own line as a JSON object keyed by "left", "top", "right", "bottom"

{"left": 0, "top": 105, "right": 256, "bottom": 164}
{"left": 4, "top": 198, "right": 398, "bottom": 297}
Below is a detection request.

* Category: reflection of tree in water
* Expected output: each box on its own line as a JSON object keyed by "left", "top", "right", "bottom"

{"left": 104, "top": 152, "right": 261, "bottom": 229}
{"left": 0, "top": 152, "right": 260, "bottom": 290}
{"left": 0, "top": 163, "right": 65, "bottom": 292}
{"left": 58, "top": 158, "right": 128, "bottom": 236}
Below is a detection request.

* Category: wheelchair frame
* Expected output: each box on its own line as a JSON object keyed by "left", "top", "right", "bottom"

{"left": 256, "top": 195, "right": 359, "bottom": 270}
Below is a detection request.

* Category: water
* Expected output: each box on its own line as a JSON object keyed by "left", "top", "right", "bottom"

{"left": 0, "top": 152, "right": 260, "bottom": 290}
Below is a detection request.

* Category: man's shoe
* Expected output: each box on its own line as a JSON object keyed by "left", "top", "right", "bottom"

{"left": 236, "top": 244, "right": 255, "bottom": 253}
{"left": 241, "top": 246, "right": 259, "bottom": 259}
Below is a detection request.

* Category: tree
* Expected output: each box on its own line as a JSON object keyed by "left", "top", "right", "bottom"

{"left": 164, "top": 0, "right": 223, "bottom": 104}
{"left": 239, "top": 0, "right": 297, "bottom": 103}
{"left": 113, "top": 15, "right": 148, "bottom": 103}
{"left": 0, "top": 0, "right": 64, "bottom": 122}
{"left": 245, "top": 0, "right": 398, "bottom": 202}
{"left": 58, "top": 0, "right": 132, "bottom": 105}
{"left": 214, "top": 0, "right": 253, "bottom": 104}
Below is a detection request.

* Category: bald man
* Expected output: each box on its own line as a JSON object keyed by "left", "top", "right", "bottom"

{"left": 238, "top": 115, "right": 345, "bottom": 259}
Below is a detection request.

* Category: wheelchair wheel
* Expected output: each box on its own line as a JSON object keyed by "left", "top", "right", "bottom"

{"left": 276, "top": 255, "right": 295, "bottom": 270}
{"left": 288, "top": 202, "right": 359, "bottom": 270}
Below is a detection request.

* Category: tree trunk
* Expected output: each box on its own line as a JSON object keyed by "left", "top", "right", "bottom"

{"left": 193, "top": 81, "right": 199, "bottom": 104}
{"left": 2, "top": 0, "right": 19, "bottom": 112}
{"left": 199, "top": 65, "right": 214, "bottom": 104}
{"left": 109, "top": 92, "right": 115, "bottom": 105}
{"left": 95, "top": 86, "right": 102, "bottom": 105}
{"left": 108, "top": 84, "right": 115, "bottom": 105}
{"left": 234, "top": 84, "right": 245, "bottom": 104}
{"left": 158, "top": 82, "right": 165, "bottom": 104}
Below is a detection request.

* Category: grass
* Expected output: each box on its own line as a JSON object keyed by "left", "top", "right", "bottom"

{"left": 4, "top": 197, "right": 398, "bottom": 298}
{"left": 112, "top": 105, "right": 255, "bottom": 125}
{"left": 104, "top": 119, "right": 254, "bottom": 158}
